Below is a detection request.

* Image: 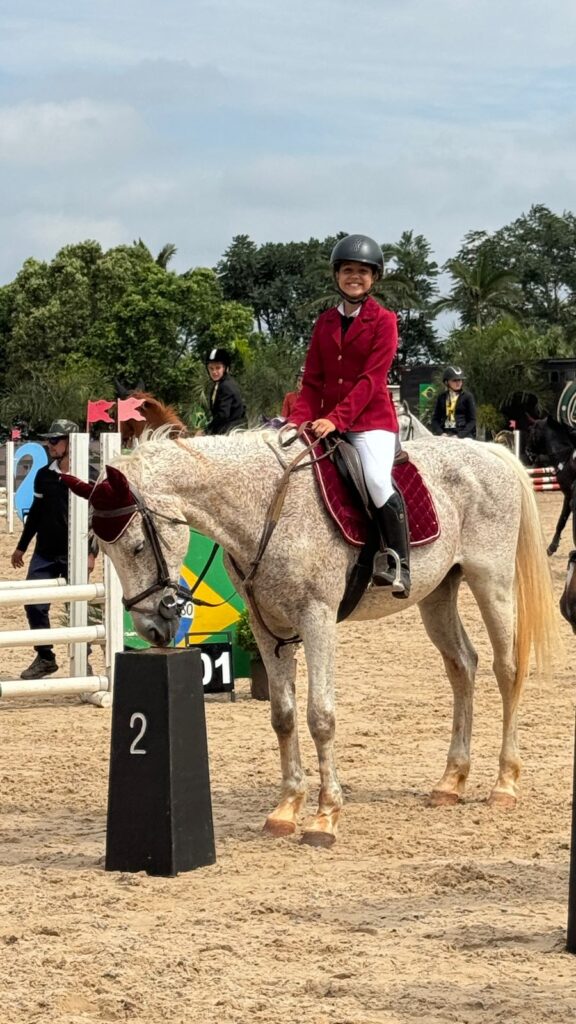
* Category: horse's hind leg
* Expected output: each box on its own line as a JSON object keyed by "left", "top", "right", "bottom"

{"left": 465, "top": 568, "right": 521, "bottom": 808}
{"left": 418, "top": 566, "right": 478, "bottom": 805}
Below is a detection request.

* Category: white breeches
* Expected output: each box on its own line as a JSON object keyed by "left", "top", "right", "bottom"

{"left": 345, "top": 429, "right": 396, "bottom": 508}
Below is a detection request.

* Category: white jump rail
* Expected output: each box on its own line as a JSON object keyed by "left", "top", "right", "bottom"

{"left": 0, "top": 625, "right": 106, "bottom": 647}
{"left": 0, "top": 583, "right": 105, "bottom": 606}
{"left": 0, "top": 578, "right": 65, "bottom": 591}
{"left": 0, "top": 433, "right": 123, "bottom": 706}
{"left": 0, "top": 675, "right": 108, "bottom": 699}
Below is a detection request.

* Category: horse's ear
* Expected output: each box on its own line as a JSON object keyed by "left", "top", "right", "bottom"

{"left": 105, "top": 465, "right": 132, "bottom": 495}
{"left": 60, "top": 474, "right": 93, "bottom": 500}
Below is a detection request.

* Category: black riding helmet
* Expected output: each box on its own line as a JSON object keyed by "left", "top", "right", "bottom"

{"left": 442, "top": 365, "right": 465, "bottom": 383}
{"left": 206, "top": 347, "right": 232, "bottom": 369}
{"left": 330, "top": 234, "right": 384, "bottom": 304}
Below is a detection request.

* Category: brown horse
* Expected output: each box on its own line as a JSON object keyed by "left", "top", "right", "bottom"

{"left": 120, "top": 392, "right": 187, "bottom": 447}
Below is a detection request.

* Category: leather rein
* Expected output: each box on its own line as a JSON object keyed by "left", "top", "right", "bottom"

{"left": 102, "top": 427, "right": 332, "bottom": 648}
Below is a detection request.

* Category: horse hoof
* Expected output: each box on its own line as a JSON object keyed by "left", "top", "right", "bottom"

{"left": 429, "top": 789, "right": 461, "bottom": 807}
{"left": 300, "top": 830, "right": 336, "bottom": 849}
{"left": 262, "top": 818, "right": 296, "bottom": 838}
{"left": 487, "top": 791, "right": 517, "bottom": 810}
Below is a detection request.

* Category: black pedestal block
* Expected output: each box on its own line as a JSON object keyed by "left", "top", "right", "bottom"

{"left": 105, "top": 648, "right": 216, "bottom": 876}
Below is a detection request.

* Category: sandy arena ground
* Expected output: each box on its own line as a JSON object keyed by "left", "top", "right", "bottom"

{"left": 1, "top": 492, "right": 576, "bottom": 1024}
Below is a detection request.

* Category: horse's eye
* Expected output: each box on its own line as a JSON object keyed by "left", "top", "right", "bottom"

{"left": 133, "top": 540, "right": 145, "bottom": 555}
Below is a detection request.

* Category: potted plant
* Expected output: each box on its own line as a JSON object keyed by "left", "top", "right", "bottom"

{"left": 235, "top": 607, "right": 269, "bottom": 701}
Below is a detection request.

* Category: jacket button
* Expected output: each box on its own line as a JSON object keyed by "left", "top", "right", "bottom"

{"left": 337, "top": 354, "right": 342, "bottom": 361}
{"left": 338, "top": 378, "right": 343, "bottom": 384}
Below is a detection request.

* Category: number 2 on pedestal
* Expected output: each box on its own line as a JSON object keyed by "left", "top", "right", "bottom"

{"left": 129, "top": 712, "right": 148, "bottom": 755}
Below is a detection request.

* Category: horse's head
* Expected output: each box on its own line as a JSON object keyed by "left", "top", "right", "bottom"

{"left": 560, "top": 550, "right": 576, "bottom": 634}
{"left": 524, "top": 418, "right": 547, "bottom": 464}
{"left": 121, "top": 391, "right": 187, "bottom": 448}
{"left": 63, "top": 463, "right": 191, "bottom": 646}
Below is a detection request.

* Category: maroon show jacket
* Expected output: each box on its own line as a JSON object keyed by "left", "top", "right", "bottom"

{"left": 290, "top": 296, "right": 399, "bottom": 433}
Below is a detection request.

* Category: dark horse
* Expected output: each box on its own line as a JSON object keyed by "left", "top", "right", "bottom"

{"left": 525, "top": 415, "right": 576, "bottom": 555}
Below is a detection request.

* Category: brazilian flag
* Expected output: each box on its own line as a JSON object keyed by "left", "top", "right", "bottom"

{"left": 123, "top": 529, "right": 251, "bottom": 677}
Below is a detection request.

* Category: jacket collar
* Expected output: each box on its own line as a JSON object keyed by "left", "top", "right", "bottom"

{"left": 326, "top": 295, "right": 379, "bottom": 347}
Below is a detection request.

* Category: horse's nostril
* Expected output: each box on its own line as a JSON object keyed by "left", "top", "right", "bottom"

{"left": 148, "top": 626, "right": 169, "bottom": 647}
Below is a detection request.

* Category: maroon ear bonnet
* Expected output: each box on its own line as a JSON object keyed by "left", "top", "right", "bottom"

{"left": 61, "top": 466, "right": 138, "bottom": 543}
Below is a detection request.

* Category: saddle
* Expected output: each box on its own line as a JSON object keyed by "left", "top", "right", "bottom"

{"left": 301, "top": 432, "right": 439, "bottom": 621}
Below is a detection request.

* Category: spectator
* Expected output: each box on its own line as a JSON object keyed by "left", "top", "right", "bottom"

{"left": 11, "top": 419, "right": 97, "bottom": 680}
{"left": 430, "top": 366, "right": 477, "bottom": 439}
{"left": 204, "top": 348, "right": 246, "bottom": 435}
{"left": 281, "top": 368, "right": 305, "bottom": 420}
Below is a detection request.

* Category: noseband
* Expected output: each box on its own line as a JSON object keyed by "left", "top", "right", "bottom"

{"left": 94, "top": 486, "right": 190, "bottom": 620}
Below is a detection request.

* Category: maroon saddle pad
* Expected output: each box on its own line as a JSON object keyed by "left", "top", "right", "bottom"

{"left": 309, "top": 442, "right": 440, "bottom": 549}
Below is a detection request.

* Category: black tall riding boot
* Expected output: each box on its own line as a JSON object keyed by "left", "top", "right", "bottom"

{"left": 372, "top": 491, "right": 411, "bottom": 598}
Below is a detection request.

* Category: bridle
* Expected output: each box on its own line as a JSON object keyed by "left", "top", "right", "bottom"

{"left": 94, "top": 484, "right": 192, "bottom": 621}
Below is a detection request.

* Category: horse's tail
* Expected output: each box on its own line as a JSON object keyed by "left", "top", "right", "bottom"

{"left": 486, "top": 443, "right": 559, "bottom": 705}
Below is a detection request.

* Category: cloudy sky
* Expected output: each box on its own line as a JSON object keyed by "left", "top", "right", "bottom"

{"left": 1, "top": 0, "right": 575, "bottom": 284}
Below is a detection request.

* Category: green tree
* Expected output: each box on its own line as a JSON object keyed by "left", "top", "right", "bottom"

{"left": 218, "top": 234, "right": 338, "bottom": 350}
{"left": 456, "top": 205, "right": 576, "bottom": 336}
{"left": 444, "top": 317, "right": 572, "bottom": 429}
{"left": 0, "top": 241, "right": 256, "bottom": 425}
{"left": 436, "top": 253, "right": 521, "bottom": 330}
{"left": 0, "top": 354, "right": 112, "bottom": 429}
{"left": 381, "top": 230, "right": 440, "bottom": 366}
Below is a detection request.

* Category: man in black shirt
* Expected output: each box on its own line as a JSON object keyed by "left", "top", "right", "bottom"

{"left": 11, "top": 419, "right": 97, "bottom": 680}
{"left": 204, "top": 348, "right": 246, "bottom": 435}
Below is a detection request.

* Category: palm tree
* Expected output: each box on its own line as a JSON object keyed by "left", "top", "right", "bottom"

{"left": 155, "top": 243, "right": 178, "bottom": 269}
{"left": 132, "top": 240, "right": 178, "bottom": 269}
{"left": 436, "top": 253, "right": 521, "bottom": 330}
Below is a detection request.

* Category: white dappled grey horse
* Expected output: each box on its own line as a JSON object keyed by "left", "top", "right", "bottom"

{"left": 90, "top": 431, "right": 557, "bottom": 847}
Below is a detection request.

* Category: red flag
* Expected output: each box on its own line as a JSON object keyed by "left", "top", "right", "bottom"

{"left": 87, "top": 399, "right": 115, "bottom": 425}
{"left": 117, "top": 397, "right": 146, "bottom": 423}
{"left": 11, "top": 428, "right": 21, "bottom": 440}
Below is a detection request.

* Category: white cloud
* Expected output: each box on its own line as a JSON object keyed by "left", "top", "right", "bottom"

{"left": 0, "top": 99, "right": 143, "bottom": 164}
{"left": 20, "top": 211, "right": 125, "bottom": 250}
{"left": 0, "top": 1, "right": 576, "bottom": 284}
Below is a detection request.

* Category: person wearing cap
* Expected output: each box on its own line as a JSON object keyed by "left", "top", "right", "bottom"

{"left": 430, "top": 366, "right": 477, "bottom": 439}
{"left": 288, "top": 233, "right": 410, "bottom": 598}
{"left": 204, "top": 347, "right": 246, "bottom": 435}
{"left": 10, "top": 419, "right": 98, "bottom": 680}
{"left": 281, "top": 368, "right": 305, "bottom": 420}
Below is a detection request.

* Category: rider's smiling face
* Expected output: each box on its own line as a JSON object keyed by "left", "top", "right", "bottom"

{"left": 336, "top": 261, "right": 375, "bottom": 300}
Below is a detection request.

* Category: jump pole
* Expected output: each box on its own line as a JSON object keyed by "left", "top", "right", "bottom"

{"left": 5, "top": 440, "right": 14, "bottom": 534}
{"left": 567, "top": 717, "right": 576, "bottom": 952}
{"left": 68, "top": 432, "right": 123, "bottom": 708}
{"left": 68, "top": 432, "right": 90, "bottom": 682}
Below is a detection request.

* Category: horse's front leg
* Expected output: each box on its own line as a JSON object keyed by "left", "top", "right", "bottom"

{"left": 300, "top": 603, "right": 342, "bottom": 848}
{"left": 257, "top": 638, "right": 308, "bottom": 838}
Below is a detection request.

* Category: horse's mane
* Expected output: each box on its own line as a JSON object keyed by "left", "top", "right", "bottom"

{"left": 130, "top": 391, "right": 187, "bottom": 431}
{"left": 114, "top": 424, "right": 291, "bottom": 475}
